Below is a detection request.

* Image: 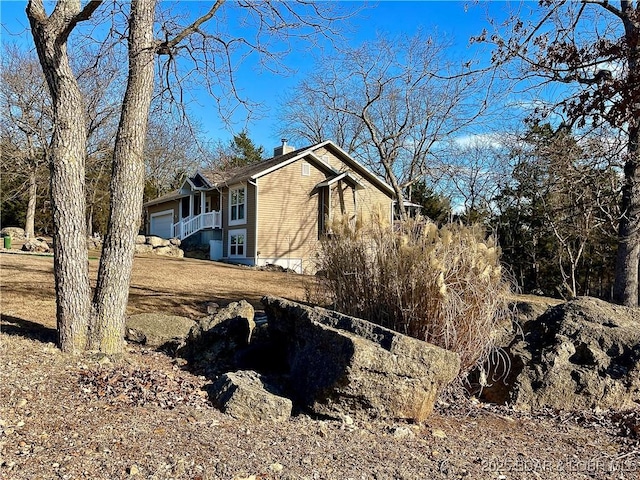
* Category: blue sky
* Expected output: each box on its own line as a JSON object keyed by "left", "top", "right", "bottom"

{"left": 0, "top": 1, "right": 512, "bottom": 152}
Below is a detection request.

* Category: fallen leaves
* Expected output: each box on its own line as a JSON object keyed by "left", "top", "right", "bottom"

{"left": 77, "top": 364, "right": 211, "bottom": 410}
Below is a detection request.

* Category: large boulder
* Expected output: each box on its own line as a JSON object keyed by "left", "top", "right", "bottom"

{"left": 181, "top": 300, "right": 255, "bottom": 376}
{"left": 469, "top": 299, "right": 556, "bottom": 402}
{"left": 154, "top": 245, "right": 184, "bottom": 258}
{"left": 262, "top": 296, "right": 460, "bottom": 422}
{"left": 482, "top": 297, "right": 640, "bottom": 412}
{"left": 21, "top": 237, "right": 50, "bottom": 253}
{"left": 134, "top": 243, "right": 154, "bottom": 255}
{"left": 210, "top": 370, "right": 292, "bottom": 422}
{"left": 146, "top": 236, "right": 170, "bottom": 248}
{"left": 125, "top": 313, "right": 196, "bottom": 349}
{"left": 154, "top": 246, "right": 173, "bottom": 256}
{"left": 1, "top": 227, "right": 26, "bottom": 240}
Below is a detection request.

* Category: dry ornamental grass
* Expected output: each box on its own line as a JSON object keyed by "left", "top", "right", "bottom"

{"left": 313, "top": 216, "right": 512, "bottom": 376}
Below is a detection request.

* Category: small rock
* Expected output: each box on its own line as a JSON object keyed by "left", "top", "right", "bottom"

{"left": 431, "top": 428, "right": 447, "bottom": 439}
{"left": 97, "top": 356, "right": 111, "bottom": 365}
{"left": 269, "top": 463, "right": 284, "bottom": 473}
{"left": 127, "top": 465, "right": 140, "bottom": 476}
{"left": 52, "top": 462, "right": 60, "bottom": 468}
{"left": 390, "top": 426, "right": 414, "bottom": 439}
{"left": 16, "top": 399, "right": 27, "bottom": 408}
{"left": 317, "top": 422, "right": 330, "bottom": 438}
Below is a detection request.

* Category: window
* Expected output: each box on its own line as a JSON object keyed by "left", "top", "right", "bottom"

{"left": 301, "top": 162, "right": 310, "bottom": 176}
{"left": 229, "top": 229, "right": 246, "bottom": 257}
{"left": 229, "top": 185, "right": 246, "bottom": 225}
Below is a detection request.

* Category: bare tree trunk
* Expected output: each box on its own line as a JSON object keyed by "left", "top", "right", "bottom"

{"left": 24, "top": 167, "right": 37, "bottom": 239}
{"left": 614, "top": 10, "right": 639, "bottom": 307}
{"left": 613, "top": 124, "right": 640, "bottom": 307}
{"left": 27, "top": 0, "right": 96, "bottom": 353}
{"left": 90, "top": 0, "right": 156, "bottom": 354}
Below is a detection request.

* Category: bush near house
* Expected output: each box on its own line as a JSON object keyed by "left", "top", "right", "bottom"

{"left": 313, "top": 216, "right": 512, "bottom": 376}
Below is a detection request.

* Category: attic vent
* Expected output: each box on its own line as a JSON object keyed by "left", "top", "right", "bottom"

{"left": 301, "top": 162, "right": 310, "bottom": 176}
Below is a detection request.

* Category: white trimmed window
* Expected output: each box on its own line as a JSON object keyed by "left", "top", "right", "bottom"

{"left": 229, "top": 185, "right": 246, "bottom": 225}
{"left": 228, "top": 229, "right": 246, "bottom": 258}
{"left": 301, "top": 162, "right": 310, "bottom": 176}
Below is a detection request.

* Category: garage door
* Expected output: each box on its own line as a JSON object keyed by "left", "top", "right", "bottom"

{"left": 150, "top": 211, "right": 173, "bottom": 238}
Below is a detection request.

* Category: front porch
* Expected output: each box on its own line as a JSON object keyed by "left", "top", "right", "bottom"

{"left": 173, "top": 187, "right": 222, "bottom": 240}
{"left": 172, "top": 211, "right": 222, "bottom": 240}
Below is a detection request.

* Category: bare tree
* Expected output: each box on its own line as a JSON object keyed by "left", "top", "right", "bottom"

{"left": 483, "top": 0, "right": 640, "bottom": 306}
{"left": 435, "top": 136, "right": 511, "bottom": 222}
{"left": 0, "top": 45, "right": 52, "bottom": 239}
{"left": 280, "top": 32, "right": 495, "bottom": 219}
{"left": 26, "top": 0, "right": 354, "bottom": 354}
{"left": 144, "top": 116, "right": 205, "bottom": 199}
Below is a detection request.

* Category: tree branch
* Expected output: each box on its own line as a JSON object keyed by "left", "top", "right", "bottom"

{"left": 583, "top": 0, "right": 624, "bottom": 20}
{"left": 157, "top": 0, "right": 225, "bottom": 54}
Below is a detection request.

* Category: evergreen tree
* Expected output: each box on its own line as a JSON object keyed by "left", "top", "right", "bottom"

{"left": 228, "top": 131, "right": 264, "bottom": 168}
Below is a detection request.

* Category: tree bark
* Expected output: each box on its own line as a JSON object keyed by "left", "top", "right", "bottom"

{"left": 27, "top": 0, "right": 95, "bottom": 353}
{"left": 613, "top": 7, "right": 640, "bottom": 307}
{"left": 90, "top": 0, "right": 157, "bottom": 353}
{"left": 613, "top": 124, "right": 640, "bottom": 306}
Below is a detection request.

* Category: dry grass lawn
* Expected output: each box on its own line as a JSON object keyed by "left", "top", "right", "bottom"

{"left": 0, "top": 251, "right": 309, "bottom": 329}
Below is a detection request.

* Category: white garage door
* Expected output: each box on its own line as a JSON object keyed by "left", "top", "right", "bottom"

{"left": 150, "top": 211, "right": 173, "bottom": 239}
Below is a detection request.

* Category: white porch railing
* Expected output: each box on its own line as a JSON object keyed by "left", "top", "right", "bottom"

{"left": 172, "top": 211, "right": 222, "bottom": 240}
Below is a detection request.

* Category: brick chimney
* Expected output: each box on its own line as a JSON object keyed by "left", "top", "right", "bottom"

{"left": 273, "top": 139, "right": 295, "bottom": 157}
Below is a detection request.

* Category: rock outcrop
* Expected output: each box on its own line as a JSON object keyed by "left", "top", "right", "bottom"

{"left": 262, "top": 296, "right": 460, "bottom": 422}
{"left": 125, "top": 313, "right": 196, "bottom": 350}
{"left": 21, "top": 238, "right": 50, "bottom": 253}
{"left": 480, "top": 297, "right": 640, "bottom": 412}
{"left": 1, "top": 227, "right": 26, "bottom": 240}
{"left": 210, "top": 370, "right": 292, "bottom": 422}
{"left": 180, "top": 300, "right": 255, "bottom": 377}
{"left": 134, "top": 235, "right": 184, "bottom": 258}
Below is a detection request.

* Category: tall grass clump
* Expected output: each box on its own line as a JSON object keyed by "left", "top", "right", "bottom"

{"left": 313, "top": 215, "right": 512, "bottom": 376}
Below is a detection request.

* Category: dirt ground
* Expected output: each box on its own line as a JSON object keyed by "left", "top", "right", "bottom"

{"left": 1, "top": 251, "right": 639, "bottom": 479}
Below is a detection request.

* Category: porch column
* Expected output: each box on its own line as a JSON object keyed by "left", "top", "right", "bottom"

{"left": 200, "top": 191, "right": 206, "bottom": 214}
{"left": 189, "top": 194, "right": 194, "bottom": 218}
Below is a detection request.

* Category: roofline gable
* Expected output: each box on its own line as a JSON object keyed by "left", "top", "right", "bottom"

{"left": 312, "top": 141, "right": 395, "bottom": 197}
{"left": 193, "top": 171, "right": 214, "bottom": 189}
{"left": 249, "top": 148, "right": 337, "bottom": 181}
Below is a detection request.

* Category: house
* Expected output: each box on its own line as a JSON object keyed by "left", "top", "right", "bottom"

{"left": 143, "top": 140, "right": 395, "bottom": 273}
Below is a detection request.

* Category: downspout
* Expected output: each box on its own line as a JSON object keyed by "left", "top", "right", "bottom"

{"left": 248, "top": 178, "right": 259, "bottom": 266}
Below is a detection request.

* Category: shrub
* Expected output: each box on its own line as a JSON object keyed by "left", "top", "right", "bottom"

{"left": 312, "top": 215, "right": 512, "bottom": 376}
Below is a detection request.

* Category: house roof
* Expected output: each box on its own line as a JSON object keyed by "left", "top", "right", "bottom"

{"left": 143, "top": 189, "right": 184, "bottom": 207}
{"left": 143, "top": 140, "right": 395, "bottom": 207}
{"left": 201, "top": 141, "right": 394, "bottom": 196}
{"left": 199, "top": 145, "right": 317, "bottom": 187}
